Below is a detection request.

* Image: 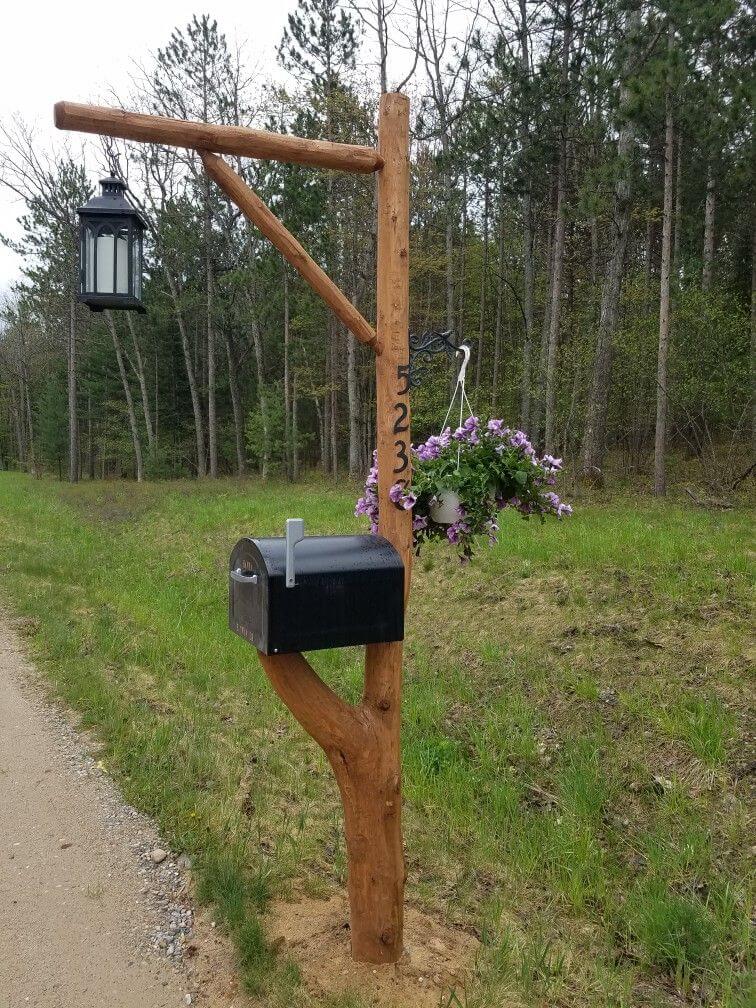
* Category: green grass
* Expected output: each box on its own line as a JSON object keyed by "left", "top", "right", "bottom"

{"left": 0, "top": 473, "right": 752, "bottom": 1007}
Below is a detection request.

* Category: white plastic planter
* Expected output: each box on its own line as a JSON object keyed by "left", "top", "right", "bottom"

{"left": 429, "top": 489, "right": 462, "bottom": 525}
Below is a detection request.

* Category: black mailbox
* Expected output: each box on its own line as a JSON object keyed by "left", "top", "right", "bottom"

{"left": 229, "top": 520, "right": 404, "bottom": 654}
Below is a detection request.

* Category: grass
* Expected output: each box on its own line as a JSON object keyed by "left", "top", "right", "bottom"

{"left": 0, "top": 472, "right": 752, "bottom": 1007}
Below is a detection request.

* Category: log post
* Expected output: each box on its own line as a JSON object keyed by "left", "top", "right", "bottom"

{"left": 261, "top": 94, "right": 411, "bottom": 965}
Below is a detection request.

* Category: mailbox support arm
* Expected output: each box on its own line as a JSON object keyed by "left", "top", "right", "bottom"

{"left": 257, "top": 651, "right": 369, "bottom": 761}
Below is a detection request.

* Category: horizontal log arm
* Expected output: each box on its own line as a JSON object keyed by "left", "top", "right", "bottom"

{"left": 54, "top": 101, "right": 383, "bottom": 175}
{"left": 201, "top": 152, "right": 379, "bottom": 353}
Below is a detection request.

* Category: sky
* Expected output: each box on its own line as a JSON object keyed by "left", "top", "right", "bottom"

{"left": 0, "top": 1, "right": 295, "bottom": 293}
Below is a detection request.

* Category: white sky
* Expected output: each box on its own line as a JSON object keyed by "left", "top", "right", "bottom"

{"left": 0, "top": 2, "right": 296, "bottom": 293}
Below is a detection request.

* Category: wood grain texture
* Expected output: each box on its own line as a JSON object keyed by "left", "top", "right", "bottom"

{"left": 54, "top": 102, "right": 383, "bottom": 175}
{"left": 201, "top": 152, "right": 379, "bottom": 352}
{"left": 373, "top": 93, "right": 413, "bottom": 601}
{"left": 255, "top": 98, "right": 411, "bottom": 965}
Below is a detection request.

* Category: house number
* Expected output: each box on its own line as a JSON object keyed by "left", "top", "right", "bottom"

{"left": 393, "top": 362, "right": 410, "bottom": 474}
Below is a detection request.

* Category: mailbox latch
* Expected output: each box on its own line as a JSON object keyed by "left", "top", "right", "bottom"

{"left": 285, "top": 518, "right": 305, "bottom": 588}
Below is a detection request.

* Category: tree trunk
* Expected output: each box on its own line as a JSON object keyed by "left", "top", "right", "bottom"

{"left": 518, "top": 0, "right": 535, "bottom": 429}
{"left": 581, "top": 7, "right": 640, "bottom": 477}
{"left": 532, "top": 202, "right": 556, "bottom": 446}
{"left": 283, "top": 266, "right": 292, "bottom": 480}
{"left": 702, "top": 160, "right": 716, "bottom": 291}
{"left": 672, "top": 139, "right": 683, "bottom": 280}
{"left": 248, "top": 291, "right": 270, "bottom": 479}
{"left": 224, "top": 331, "right": 246, "bottom": 477}
{"left": 105, "top": 311, "right": 143, "bottom": 482}
{"left": 476, "top": 173, "right": 489, "bottom": 392}
{"left": 292, "top": 366, "right": 299, "bottom": 481}
{"left": 543, "top": 3, "right": 572, "bottom": 455}
{"left": 347, "top": 324, "right": 361, "bottom": 477}
{"left": 492, "top": 192, "right": 504, "bottom": 414}
{"left": 654, "top": 51, "right": 675, "bottom": 497}
{"left": 125, "top": 313, "right": 155, "bottom": 454}
{"left": 165, "top": 268, "right": 206, "bottom": 477}
{"left": 87, "top": 391, "right": 95, "bottom": 480}
{"left": 67, "top": 296, "right": 79, "bottom": 482}
{"left": 444, "top": 150, "right": 455, "bottom": 334}
{"left": 750, "top": 215, "right": 756, "bottom": 459}
{"left": 206, "top": 207, "right": 217, "bottom": 478}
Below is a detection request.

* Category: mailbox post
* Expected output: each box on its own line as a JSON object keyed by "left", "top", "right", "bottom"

{"left": 55, "top": 93, "right": 412, "bottom": 964}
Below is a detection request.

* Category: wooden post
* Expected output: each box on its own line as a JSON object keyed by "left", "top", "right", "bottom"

{"left": 260, "top": 94, "right": 411, "bottom": 965}
{"left": 343, "top": 91, "right": 412, "bottom": 963}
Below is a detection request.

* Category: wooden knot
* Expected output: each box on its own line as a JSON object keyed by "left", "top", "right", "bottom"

{"left": 380, "top": 927, "right": 395, "bottom": 945}
{"left": 377, "top": 698, "right": 391, "bottom": 711}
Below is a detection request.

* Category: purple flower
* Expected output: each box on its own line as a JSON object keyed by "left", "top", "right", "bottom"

{"left": 487, "top": 418, "right": 510, "bottom": 436}
{"left": 413, "top": 515, "right": 428, "bottom": 532}
{"left": 401, "top": 491, "right": 417, "bottom": 511}
{"left": 389, "top": 483, "right": 405, "bottom": 504}
{"left": 447, "top": 523, "right": 461, "bottom": 544}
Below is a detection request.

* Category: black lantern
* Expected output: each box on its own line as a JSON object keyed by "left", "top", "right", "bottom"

{"left": 77, "top": 177, "right": 146, "bottom": 313}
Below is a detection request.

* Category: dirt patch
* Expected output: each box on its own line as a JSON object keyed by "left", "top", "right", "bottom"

{"left": 267, "top": 893, "right": 479, "bottom": 1007}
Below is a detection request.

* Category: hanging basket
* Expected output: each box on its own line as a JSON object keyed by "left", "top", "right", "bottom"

{"left": 355, "top": 344, "right": 573, "bottom": 560}
{"left": 429, "top": 489, "right": 462, "bottom": 525}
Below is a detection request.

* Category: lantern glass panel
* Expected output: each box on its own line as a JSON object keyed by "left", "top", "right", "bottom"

{"left": 115, "top": 225, "right": 129, "bottom": 294}
{"left": 96, "top": 227, "right": 115, "bottom": 293}
{"left": 132, "top": 234, "right": 142, "bottom": 299}
{"left": 84, "top": 226, "right": 95, "bottom": 292}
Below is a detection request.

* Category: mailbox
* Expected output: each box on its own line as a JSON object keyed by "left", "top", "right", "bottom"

{"left": 229, "top": 520, "right": 404, "bottom": 654}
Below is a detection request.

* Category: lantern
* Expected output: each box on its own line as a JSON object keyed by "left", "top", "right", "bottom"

{"left": 77, "top": 176, "right": 146, "bottom": 313}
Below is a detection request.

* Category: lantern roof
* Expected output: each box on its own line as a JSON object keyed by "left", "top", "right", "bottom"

{"left": 78, "top": 176, "right": 148, "bottom": 229}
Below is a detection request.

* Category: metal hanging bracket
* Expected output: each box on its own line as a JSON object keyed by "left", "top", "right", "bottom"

{"left": 285, "top": 518, "right": 305, "bottom": 588}
{"left": 407, "top": 329, "right": 463, "bottom": 388}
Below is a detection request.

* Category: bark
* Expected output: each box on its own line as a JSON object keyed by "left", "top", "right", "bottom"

{"left": 17, "top": 327, "right": 36, "bottom": 476}
{"left": 532, "top": 204, "right": 556, "bottom": 445}
{"left": 654, "top": 48, "right": 675, "bottom": 497}
{"left": 347, "top": 308, "right": 362, "bottom": 478}
{"left": 206, "top": 197, "right": 218, "bottom": 478}
{"left": 125, "top": 313, "right": 155, "bottom": 453}
{"left": 292, "top": 366, "right": 299, "bottom": 481}
{"left": 224, "top": 331, "right": 246, "bottom": 477}
{"left": 671, "top": 140, "right": 682, "bottom": 280}
{"left": 476, "top": 172, "right": 489, "bottom": 392}
{"left": 105, "top": 312, "right": 143, "bottom": 482}
{"left": 543, "top": 3, "right": 572, "bottom": 455}
{"left": 518, "top": 0, "right": 535, "bottom": 429}
{"left": 702, "top": 160, "right": 716, "bottom": 291}
{"left": 164, "top": 266, "right": 206, "bottom": 476}
{"left": 581, "top": 7, "right": 640, "bottom": 477}
{"left": 248, "top": 290, "right": 270, "bottom": 479}
{"left": 283, "top": 266, "right": 292, "bottom": 480}
{"left": 67, "top": 296, "right": 79, "bottom": 482}
{"left": 86, "top": 391, "right": 95, "bottom": 480}
{"left": 751, "top": 216, "right": 756, "bottom": 459}
{"left": 330, "top": 319, "right": 339, "bottom": 475}
{"left": 492, "top": 180, "right": 505, "bottom": 413}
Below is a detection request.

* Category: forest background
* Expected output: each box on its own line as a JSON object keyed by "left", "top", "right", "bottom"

{"left": 0, "top": 0, "right": 753, "bottom": 497}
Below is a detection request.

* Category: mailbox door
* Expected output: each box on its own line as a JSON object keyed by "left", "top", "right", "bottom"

{"left": 229, "top": 539, "right": 269, "bottom": 651}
